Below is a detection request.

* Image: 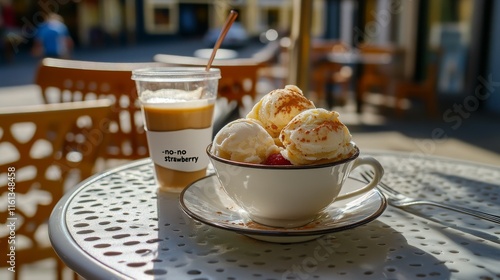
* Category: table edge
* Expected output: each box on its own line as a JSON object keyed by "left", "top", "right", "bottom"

{"left": 49, "top": 158, "right": 151, "bottom": 280}
{"left": 48, "top": 152, "right": 499, "bottom": 278}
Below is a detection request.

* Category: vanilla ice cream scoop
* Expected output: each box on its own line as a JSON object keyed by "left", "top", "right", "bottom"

{"left": 246, "top": 85, "right": 315, "bottom": 140}
{"left": 279, "top": 108, "right": 355, "bottom": 165}
{"left": 211, "top": 118, "right": 281, "bottom": 164}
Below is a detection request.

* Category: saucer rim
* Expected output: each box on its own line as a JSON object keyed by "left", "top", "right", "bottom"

{"left": 179, "top": 175, "right": 387, "bottom": 237}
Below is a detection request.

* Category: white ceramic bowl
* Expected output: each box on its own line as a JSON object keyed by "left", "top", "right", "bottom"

{"left": 207, "top": 144, "right": 384, "bottom": 228}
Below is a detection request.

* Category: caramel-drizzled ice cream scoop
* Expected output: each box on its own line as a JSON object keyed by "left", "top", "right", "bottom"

{"left": 246, "top": 85, "right": 315, "bottom": 141}
{"left": 212, "top": 85, "right": 355, "bottom": 165}
{"left": 279, "top": 108, "right": 355, "bottom": 165}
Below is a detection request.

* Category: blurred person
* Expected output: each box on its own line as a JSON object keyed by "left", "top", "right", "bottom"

{"left": 32, "top": 12, "right": 73, "bottom": 58}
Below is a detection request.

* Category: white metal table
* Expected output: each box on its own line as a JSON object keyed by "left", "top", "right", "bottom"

{"left": 49, "top": 150, "right": 500, "bottom": 279}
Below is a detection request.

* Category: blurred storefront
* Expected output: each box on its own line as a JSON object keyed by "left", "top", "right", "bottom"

{"left": 52, "top": 0, "right": 326, "bottom": 46}
{"left": 2, "top": 0, "right": 324, "bottom": 50}
{"left": 325, "top": 0, "right": 498, "bottom": 114}
{"left": 14, "top": 0, "right": 326, "bottom": 47}
{"left": 132, "top": 0, "right": 325, "bottom": 40}
{"left": 2, "top": 0, "right": 498, "bottom": 113}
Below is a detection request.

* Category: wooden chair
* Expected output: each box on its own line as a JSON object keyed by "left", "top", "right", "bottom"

{"left": 393, "top": 49, "right": 441, "bottom": 117}
{"left": 257, "top": 39, "right": 353, "bottom": 107}
{"left": 357, "top": 44, "right": 405, "bottom": 111}
{"left": 310, "top": 40, "right": 353, "bottom": 107}
{"left": 34, "top": 58, "right": 164, "bottom": 161}
{"left": 153, "top": 43, "right": 279, "bottom": 107}
{"left": 0, "top": 100, "right": 112, "bottom": 280}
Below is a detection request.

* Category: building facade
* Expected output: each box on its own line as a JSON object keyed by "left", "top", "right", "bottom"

{"left": 3, "top": 0, "right": 498, "bottom": 112}
{"left": 40, "top": 0, "right": 327, "bottom": 47}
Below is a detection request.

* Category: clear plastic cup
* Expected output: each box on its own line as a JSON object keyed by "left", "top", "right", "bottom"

{"left": 132, "top": 67, "right": 221, "bottom": 192}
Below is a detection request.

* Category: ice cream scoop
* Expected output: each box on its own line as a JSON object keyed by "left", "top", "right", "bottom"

{"left": 246, "top": 85, "right": 315, "bottom": 141}
{"left": 211, "top": 118, "right": 280, "bottom": 164}
{"left": 279, "top": 108, "right": 355, "bottom": 165}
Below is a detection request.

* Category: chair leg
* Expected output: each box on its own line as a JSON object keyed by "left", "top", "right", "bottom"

{"left": 336, "top": 81, "right": 350, "bottom": 107}
{"left": 356, "top": 80, "right": 367, "bottom": 113}
{"left": 314, "top": 78, "right": 326, "bottom": 105}
{"left": 14, "top": 266, "right": 20, "bottom": 280}
{"left": 357, "top": 75, "right": 384, "bottom": 113}
{"left": 57, "top": 257, "right": 64, "bottom": 280}
{"left": 425, "top": 91, "right": 440, "bottom": 118}
{"left": 394, "top": 83, "right": 408, "bottom": 117}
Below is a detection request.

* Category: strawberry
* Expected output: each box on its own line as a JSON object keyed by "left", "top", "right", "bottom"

{"left": 264, "top": 153, "right": 292, "bottom": 165}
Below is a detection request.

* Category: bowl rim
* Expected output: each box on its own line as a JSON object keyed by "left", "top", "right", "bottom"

{"left": 206, "top": 144, "right": 360, "bottom": 169}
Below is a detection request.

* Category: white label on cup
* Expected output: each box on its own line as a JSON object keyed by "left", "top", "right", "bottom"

{"left": 147, "top": 128, "right": 212, "bottom": 172}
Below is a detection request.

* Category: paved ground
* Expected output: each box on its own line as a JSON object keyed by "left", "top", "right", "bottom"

{"left": 1, "top": 39, "right": 499, "bottom": 280}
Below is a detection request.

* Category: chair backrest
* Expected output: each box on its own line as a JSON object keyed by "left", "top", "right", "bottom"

{"left": 358, "top": 43, "right": 405, "bottom": 77}
{"left": 0, "top": 100, "right": 112, "bottom": 278}
{"left": 34, "top": 58, "right": 163, "bottom": 160}
{"left": 311, "top": 39, "right": 351, "bottom": 61}
{"left": 153, "top": 48, "right": 274, "bottom": 105}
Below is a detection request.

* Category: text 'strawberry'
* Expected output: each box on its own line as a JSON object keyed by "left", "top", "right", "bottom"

{"left": 264, "top": 153, "right": 292, "bottom": 165}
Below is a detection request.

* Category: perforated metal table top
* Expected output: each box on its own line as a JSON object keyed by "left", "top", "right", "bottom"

{"left": 49, "top": 151, "right": 500, "bottom": 279}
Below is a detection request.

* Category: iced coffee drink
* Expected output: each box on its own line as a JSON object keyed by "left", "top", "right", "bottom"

{"left": 132, "top": 68, "right": 221, "bottom": 192}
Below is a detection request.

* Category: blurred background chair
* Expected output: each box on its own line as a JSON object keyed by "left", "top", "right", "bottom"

{"left": 257, "top": 38, "right": 353, "bottom": 108}
{"left": 153, "top": 46, "right": 278, "bottom": 123}
{"left": 153, "top": 42, "right": 279, "bottom": 111}
{"left": 154, "top": 54, "right": 270, "bottom": 107}
{"left": 0, "top": 100, "right": 112, "bottom": 280}
{"left": 310, "top": 40, "right": 353, "bottom": 107}
{"left": 34, "top": 58, "right": 163, "bottom": 165}
{"left": 394, "top": 49, "right": 441, "bottom": 118}
{"left": 356, "top": 44, "right": 405, "bottom": 112}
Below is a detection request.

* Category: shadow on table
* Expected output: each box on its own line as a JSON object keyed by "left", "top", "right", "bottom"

{"left": 161, "top": 211, "right": 450, "bottom": 279}
{"left": 426, "top": 171, "right": 500, "bottom": 243}
{"left": 428, "top": 172, "right": 500, "bottom": 209}
{"left": 381, "top": 164, "right": 500, "bottom": 243}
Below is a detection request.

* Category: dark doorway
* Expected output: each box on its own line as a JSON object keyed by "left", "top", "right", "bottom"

{"left": 179, "top": 4, "right": 209, "bottom": 37}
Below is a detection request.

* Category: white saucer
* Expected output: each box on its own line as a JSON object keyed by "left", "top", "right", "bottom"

{"left": 179, "top": 175, "right": 387, "bottom": 243}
